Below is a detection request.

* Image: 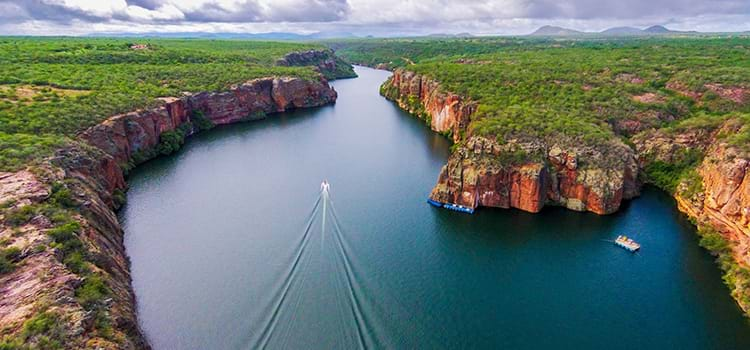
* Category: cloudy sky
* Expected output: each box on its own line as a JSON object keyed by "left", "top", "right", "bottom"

{"left": 1, "top": 0, "right": 749, "bottom": 36}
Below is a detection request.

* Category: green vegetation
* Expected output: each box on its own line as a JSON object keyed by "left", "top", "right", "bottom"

{"left": 333, "top": 36, "right": 750, "bottom": 315}
{"left": 0, "top": 309, "right": 69, "bottom": 349}
{"left": 1, "top": 179, "right": 114, "bottom": 337}
{"left": 0, "top": 247, "right": 17, "bottom": 274}
{"left": 698, "top": 225, "right": 750, "bottom": 313}
{"left": 191, "top": 110, "right": 215, "bottom": 131}
{"left": 76, "top": 275, "right": 109, "bottom": 310}
{"left": 0, "top": 134, "right": 69, "bottom": 171}
{"left": 0, "top": 37, "right": 354, "bottom": 343}
{"left": 334, "top": 35, "right": 749, "bottom": 179}
{"left": 18, "top": 310, "right": 67, "bottom": 349}
{"left": 643, "top": 149, "right": 703, "bottom": 192}
{"left": 0, "top": 37, "right": 342, "bottom": 172}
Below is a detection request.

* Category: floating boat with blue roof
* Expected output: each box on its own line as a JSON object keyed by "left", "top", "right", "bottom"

{"left": 427, "top": 198, "right": 443, "bottom": 207}
{"left": 427, "top": 198, "right": 475, "bottom": 214}
{"left": 443, "top": 203, "right": 475, "bottom": 214}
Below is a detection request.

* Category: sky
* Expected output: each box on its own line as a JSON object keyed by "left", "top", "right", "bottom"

{"left": 1, "top": 0, "right": 749, "bottom": 36}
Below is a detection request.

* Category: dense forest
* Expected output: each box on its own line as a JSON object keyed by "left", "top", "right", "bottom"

{"left": 0, "top": 38, "right": 335, "bottom": 171}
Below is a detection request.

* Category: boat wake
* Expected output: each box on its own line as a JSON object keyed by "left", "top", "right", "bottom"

{"left": 244, "top": 183, "right": 380, "bottom": 349}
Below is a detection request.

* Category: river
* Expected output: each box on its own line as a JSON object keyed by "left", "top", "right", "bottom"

{"left": 120, "top": 66, "right": 750, "bottom": 349}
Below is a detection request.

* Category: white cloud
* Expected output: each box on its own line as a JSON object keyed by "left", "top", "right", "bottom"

{"left": 58, "top": 0, "right": 128, "bottom": 16}
{"left": 125, "top": 3, "right": 184, "bottom": 21}
{"left": 0, "top": 0, "right": 748, "bottom": 35}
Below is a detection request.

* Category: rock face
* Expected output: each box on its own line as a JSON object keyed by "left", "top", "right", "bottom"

{"left": 634, "top": 120, "right": 750, "bottom": 313}
{"left": 691, "top": 144, "right": 750, "bottom": 262}
{"left": 634, "top": 123, "right": 749, "bottom": 249}
{"left": 276, "top": 49, "right": 357, "bottom": 79}
{"left": 382, "top": 69, "right": 476, "bottom": 142}
{"left": 0, "top": 76, "right": 337, "bottom": 348}
{"left": 382, "top": 69, "right": 639, "bottom": 215}
{"left": 429, "top": 137, "right": 639, "bottom": 214}
{"left": 82, "top": 76, "right": 336, "bottom": 168}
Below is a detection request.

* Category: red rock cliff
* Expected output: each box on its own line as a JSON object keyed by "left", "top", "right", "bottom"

{"left": 428, "top": 137, "right": 639, "bottom": 215}
{"left": 82, "top": 76, "right": 336, "bottom": 175}
{"left": 383, "top": 69, "right": 639, "bottom": 215}
{"left": 0, "top": 76, "right": 336, "bottom": 348}
{"left": 382, "top": 69, "right": 476, "bottom": 143}
{"left": 635, "top": 121, "right": 750, "bottom": 314}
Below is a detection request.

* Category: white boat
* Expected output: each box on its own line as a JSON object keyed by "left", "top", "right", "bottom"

{"left": 615, "top": 235, "right": 640, "bottom": 252}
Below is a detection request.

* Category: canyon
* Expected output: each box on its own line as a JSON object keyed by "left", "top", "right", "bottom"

{"left": 382, "top": 69, "right": 639, "bottom": 215}
{"left": 382, "top": 67, "right": 750, "bottom": 314}
{"left": 0, "top": 53, "right": 748, "bottom": 348}
{"left": 0, "top": 73, "right": 337, "bottom": 348}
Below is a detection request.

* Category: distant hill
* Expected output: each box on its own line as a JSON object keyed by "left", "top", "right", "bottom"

{"left": 530, "top": 25, "right": 584, "bottom": 36}
{"left": 87, "top": 31, "right": 358, "bottom": 40}
{"left": 529, "top": 25, "right": 696, "bottom": 37}
{"left": 601, "top": 26, "right": 644, "bottom": 35}
{"left": 644, "top": 25, "right": 671, "bottom": 33}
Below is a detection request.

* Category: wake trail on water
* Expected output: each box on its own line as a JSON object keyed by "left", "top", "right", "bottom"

{"left": 329, "top": 201, "right": 447, "bottom": 349}
{"left": 327, "top": 200, "right": 372, "bottom": 349}
{"left": 251, "top": 188, "right": 433, "bottom": 349}
{"left": 251, "top": 195, "right": 321, "bottom": 349}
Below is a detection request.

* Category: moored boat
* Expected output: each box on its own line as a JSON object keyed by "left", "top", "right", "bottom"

{"left": 615, "top": 235, "right": 640, "bottom": 252}
{"left": 443, "top": 203, "right": 475, "bottom": 214}
{"left": 427, "top": 198, "right": 444, "bottom": 207}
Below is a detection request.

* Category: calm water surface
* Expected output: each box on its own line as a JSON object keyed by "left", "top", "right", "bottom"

{"left": 120, "top": 66, "right": 750, "bottom": 349}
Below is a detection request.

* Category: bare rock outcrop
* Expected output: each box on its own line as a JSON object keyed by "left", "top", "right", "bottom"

{"left": 429, "top": 137, "right": 639, "bottom": 214}
{"left": 381, "top": 69, "right": 476, "bottom": 142}
{"left": 383, "top": 69, "right": 639, "bottom": 215}
{"left": 633, "top": 119, "right": 750, "bottom": 314}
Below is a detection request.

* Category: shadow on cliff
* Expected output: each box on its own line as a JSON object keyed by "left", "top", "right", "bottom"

{"left": 429, "top": 196, "right": 632, "bottom": 249}
{"left": 121, "top": 104, "right": 335, "bottom": 186}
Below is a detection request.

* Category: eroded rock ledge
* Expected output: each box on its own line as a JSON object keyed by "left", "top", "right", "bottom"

{"left": 428, "top": 136, "right": 639, "bottom": 215}
{"left": 381, "top": 69, "right": 475, "bottom": 143}
{"left": 382, "top": 69, "right": 639, "bottom": 215}
{"left": 634, "top": 121, "right": 750, "bottom": 314}
{"left": 384, "top": 67, "right": 750, "bottom": 314}
{"left": 0, "top": 76, "right": 336, "bottom": 348}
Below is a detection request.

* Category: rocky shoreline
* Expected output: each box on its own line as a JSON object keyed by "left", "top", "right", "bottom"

{"left": 0, "top": 75, "right": 337, "bottom": 348}
{"left": 382, "top": 69, "right": 639, "bottom": 215}
{"left": 382, "top": 68, "right": 750, "bottom": 314}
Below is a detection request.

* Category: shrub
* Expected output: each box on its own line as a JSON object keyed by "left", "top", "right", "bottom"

{"left": 21, "top": 312, "right": 57, "bottom": 339}
{"left": 157, "top": 123, "right": 191, "bottom": 156}
{"left": 0, "top": 254, "right": 12, "bottom": 274}
{"left": 49, "top": 182, "right": 76, "bottom": 208}
{"left": 191, "top": 111, "right": 214, "bottom": 131}
{"left": 47, "top": 222, "right": 83, "bottom": 255}
{"left": 3, "top": 247, "right": 21, "bottom": 261}
{"left": 643, "top": 148, "right": 703, "bottom": 192}
{"left": 76, "top": 275, "right": 109, "bottom": 310}
{"left": 0, "top": 338, "right": 23, "bottom": 350}
{"left": 157, "top": 130, "right": 184, "bottom": 155}
{"left": 112, "top": 189, "right": 126, "bottom": 208}
{"left": 698, "top": 227, "right": 730, "bottom": 255}
{"left": 20, "top": 311, "right": 65, "bottom": 348}
{"left": 63, "top": 251, "right": 88, "bottom": 275}
{"left": 5, "top": 205, "right": 37, "bottom": 226}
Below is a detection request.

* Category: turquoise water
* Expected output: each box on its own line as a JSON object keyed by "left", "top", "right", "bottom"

{"left": 120, "top": 66, "right": 750, "bottom": 349}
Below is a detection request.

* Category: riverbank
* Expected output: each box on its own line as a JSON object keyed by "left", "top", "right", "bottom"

{"left": 381, "top": 66, "right": 750, "bottom": 316}
{"left": 0, "top": 71, "right": 338, "bottom": 348}
{"left": 120, "top": 66, "right": 750, "bottom": 349}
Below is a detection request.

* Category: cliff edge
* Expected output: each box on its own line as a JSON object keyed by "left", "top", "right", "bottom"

{"left": 382, "top": 69, "right": 639, "bottom": 215}
{"left": 0, "top": 76, "right": 336, "bottom": 348}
